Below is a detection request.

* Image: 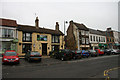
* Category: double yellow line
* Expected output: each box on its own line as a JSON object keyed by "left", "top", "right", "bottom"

{"left": 104, "top": 67, "right": 120, "bottom": 80}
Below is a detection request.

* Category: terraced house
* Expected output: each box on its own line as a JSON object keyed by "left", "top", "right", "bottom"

{"left": 0, "top": 18, "right": 18, "bottom": 54}
{"left": 89, "top": 28, "right": 107, "bottom": 50}
{"left": 17, "top": 17, "right": 65, "bottom": 56}
{"left": 66, "top": 20, "right": 90, "bottom": 50}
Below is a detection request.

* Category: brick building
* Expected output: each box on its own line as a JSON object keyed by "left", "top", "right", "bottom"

{"left": 66, "top": 20, "right": 90, "bottom": 50}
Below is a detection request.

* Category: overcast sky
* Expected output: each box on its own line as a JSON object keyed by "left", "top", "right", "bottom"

{"left": 1, "top": 0, "right": 119, "bottom": 34}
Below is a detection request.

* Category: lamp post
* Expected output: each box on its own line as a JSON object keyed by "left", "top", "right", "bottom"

{"left": 63, "top": 21, "right": 68, "bottom": 49}
{"left": 64, "top": 21, "right": 68, "bottom": 35}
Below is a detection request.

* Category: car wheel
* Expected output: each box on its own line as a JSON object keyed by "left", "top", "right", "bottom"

{"left": 39, "top": 59, "right": 41, "bottom": 62}
{"left": 2, "top": 62, "right": 4, "bottom": 65}
{"left": 73, "top": 56, "right": 76, "bottom": 60}
{"left": 112, "top": 52, "right": 115, "bottom": 55}
{"left": 61, "top": 57, "right": 64, "bottom": 61}
{"left": 28, "top": 58, "right": 31, "bottom": 62}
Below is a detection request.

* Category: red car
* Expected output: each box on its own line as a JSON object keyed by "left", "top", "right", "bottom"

{"left": 2, "top": 50, "right": 20, "bottom": 64}
{"left": 95, "top": 49, "right": 104, "bottom": 55}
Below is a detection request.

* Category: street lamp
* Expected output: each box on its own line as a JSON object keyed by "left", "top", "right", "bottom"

{"left": 64, "top": 21, "right": 68, "bottom": 35}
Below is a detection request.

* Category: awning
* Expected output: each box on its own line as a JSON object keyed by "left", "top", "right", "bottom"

{"left": 114, "top": 43, "right": 120, "bottom": 46}
{"left": 99, "top": 44, "right": 104, "bottom": 46}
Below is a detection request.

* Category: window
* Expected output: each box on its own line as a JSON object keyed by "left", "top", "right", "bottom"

{"left": 86, "top": 38, "right": 89, "bottom": 44}
{"left": 93, "top": 36, "right": 95, "bottom": 41}
{"left": 90, "top": 36, "right": 92, "bottom": 41}
{"left": 81, "top": 30, "right": 84, "bottom": 35}
{"left": 82, "top": 38, "right": 85, "bottom": 44}
{"left": 2, "top": 29, "right": 14, "bottom": 38}
{"left": 104, "top": 37, "right": 105, "bottom": 42}
{"left": 23, "top": 32, "right": 32, "bottom": 42}
{"left": 37, "top": 35, "right": 47, "bottom": 41}
{"left": 86, "top": 31, "right": 89, "bottom": 36}
{"left": 110, "top": 38, "right": 111, "bottom": 42}
{"left": 52, "top": 35, "right": 60, "bottom": 43}
{"left": 96, "top": 36, "right": 98, "bottom": 42}
{"left": 99, "top": 37, "right": 100, "bottom": 42}
{"left": 107, "top": 38, "right": 109, "bottom": 42}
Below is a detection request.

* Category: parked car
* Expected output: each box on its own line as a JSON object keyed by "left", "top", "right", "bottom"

{"left": 89, "top": 50, "right": 98, "bottom": 57}
{"left": 81, "top": 50, "right": 90, "bottom": 58}
{"left": 49, "top": 50, "right": 57, "bottom": 58}
{"left": 72, "top": 50, "right": 82, "bottom": 59}
{"left": 25, "top": 51, "right": 42, "bottom": 62}
{"left": 104, "top": 49, "right": 112, "bottom": 55}
{"left": 2, "top": 50, "right": 20, "bottom": 64}
{"left": 95, "top": 49, "right": 104, "bottom": 56}
{"left": 111, "top": 49, "right": 120, "bottom": 55}
{"left": 54, "top": 49, "right": 73, "bottom": 61}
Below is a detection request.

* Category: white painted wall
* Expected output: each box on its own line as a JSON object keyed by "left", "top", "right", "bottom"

{"left": 89, "top": 33, "right": 106, "bottom": 44}
{"left": 113, "top": 31, "right": 119, "bottom": 43}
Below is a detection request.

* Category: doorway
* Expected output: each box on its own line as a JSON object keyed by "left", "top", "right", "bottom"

{"left": 42, "top": 43, "right": 47, "bottom": 55}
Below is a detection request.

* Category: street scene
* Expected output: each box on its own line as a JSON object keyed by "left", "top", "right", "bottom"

{"left": 0, "top": 0, "right": 120, "bottom": 80}
{"left": 2, "top": 55, "right": 120, "bottom": 78}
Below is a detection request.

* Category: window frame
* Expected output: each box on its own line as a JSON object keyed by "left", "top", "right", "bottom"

{"left": 22, "top": 32, "right": 32, "bottom": 42}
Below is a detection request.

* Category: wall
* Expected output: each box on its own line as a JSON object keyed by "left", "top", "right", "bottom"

{"left": 17, "top": 31, "right": 22, "bottom": 55}
{"left": 89, "top": 33, "right": 106, "bottom": 44}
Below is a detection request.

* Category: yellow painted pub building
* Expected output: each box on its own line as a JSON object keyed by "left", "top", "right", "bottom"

{"left": 17, "top": 17, "right": 65, "bottom": 56}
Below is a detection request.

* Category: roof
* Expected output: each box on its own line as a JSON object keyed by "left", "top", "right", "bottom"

{"left": 89, "top": 28, "right": 106, "bottom": 36}
{"left": 17, "top": 24, "right": 64, "bottom": 35}
{"left": 0, "top": 18, "right": 17, "bottom": 27}
{"left": 73, "top": 22, "right": 89, "bottom": 31}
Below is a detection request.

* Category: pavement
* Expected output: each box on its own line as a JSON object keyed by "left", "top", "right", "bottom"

{"left": 2, "top": 54, "right": 120, "bottom": 79}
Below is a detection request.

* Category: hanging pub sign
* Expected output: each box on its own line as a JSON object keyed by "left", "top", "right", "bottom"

{"left": 37, "top": 35, "right": 47, "bottom": 41}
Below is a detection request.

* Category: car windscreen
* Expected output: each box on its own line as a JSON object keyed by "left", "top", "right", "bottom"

{"left": 76, "top": 50, "right": 81, "bottom": 53}
{"left": 89, "top": 50, "right": 96, "bottom": 52}
{"left": 5, "top": 52, "right": 17, "bottom": 56}
{"left": 31, "top": 52, "right": 40, "bottom": 55}
{"left": 100, "top": 50, "right": 104, "bottom": 51}
{"left": 63, "top": 50, "right": 71, "bottom": 54}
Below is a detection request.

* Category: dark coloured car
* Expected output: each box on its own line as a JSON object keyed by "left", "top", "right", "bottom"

{"left": 25, "top": 51, "right": 42, "bottom": 62}
{"left": 111, "top": 49, "right": 120, "bottom": 55}
{"left": 81, "top": 50, "right": 90, "bottom": 58}
{"left": 104, "top": 49, "right": 112, "bottom": 55}
{"left": 72, "top": 50, "right": 82, "bottom": 59}
{"left": 89, "top": 50, "right": 98, "bottom": 57}
{"left": 49, "top": 50, "right": 57, "bottom": 58}
{"left": 54, "top": 49, "right": 73, "bottom": 61}
{"left": 2, "top": 50, "right": 20, "bottom": 64}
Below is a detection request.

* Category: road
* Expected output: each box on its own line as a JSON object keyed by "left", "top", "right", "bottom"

{"left": 2, "top": 55, "right": 120, "bottom": 79}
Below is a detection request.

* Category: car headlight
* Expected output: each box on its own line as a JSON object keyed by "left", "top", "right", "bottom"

{"left": 4, "top": 58, "right": 7, "bottom": 60}
{"left": 16, "top": 58, "right": 19, "bottom": 60}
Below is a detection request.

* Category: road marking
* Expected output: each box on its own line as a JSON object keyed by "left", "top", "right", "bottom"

{"left": 104, "top": 67, "right": 120, "bottom": 80}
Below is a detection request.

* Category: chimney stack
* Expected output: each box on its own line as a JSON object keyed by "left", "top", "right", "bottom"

{"left": 55, "top": 22, "right": 59, "bottom": 31}
{"left": 35, "top": 17, "right": 39, "bottom": 28}
{"left": 107, "top": 27, "right": 112, "bottom": 31}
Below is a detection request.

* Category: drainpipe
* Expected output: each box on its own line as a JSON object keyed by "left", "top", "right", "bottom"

{"left": 77, "top": 29, "right": 80, "bottom": 50}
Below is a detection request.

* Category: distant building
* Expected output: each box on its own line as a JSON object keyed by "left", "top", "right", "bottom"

{"left": 0, "top": 18, "right": 18, "bottom": 53}
{"left": 17, "top": 17, "right": 65, "bottom": 55}
{"left": 89, "top": 28, "right": 106, "bottom": 50}
{"left": 66, "top": 20, "right": 90, "bottom": 50}
{"left": 105, "top": 28, "right": 114, "bottom": 49}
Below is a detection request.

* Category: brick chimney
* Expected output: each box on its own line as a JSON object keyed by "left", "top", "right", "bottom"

{"left": 55, "top": 22, "right": 59, "bottom": 31}
{"left": 107, "top": 27, "right": 112, "bottom": 31}
{"left": 35, "top": 17, "right": 39, "bottom": 28}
